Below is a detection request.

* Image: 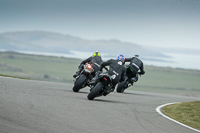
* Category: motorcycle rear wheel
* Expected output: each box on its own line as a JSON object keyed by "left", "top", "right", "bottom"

{"left": 73, "top": 74, "right": 87, "bottom": 92}
{"left": 116, "top": 81, "right": 126, "bottom": 93}
{"left": 87, "top": 82, "right": 103, "bottom": 100}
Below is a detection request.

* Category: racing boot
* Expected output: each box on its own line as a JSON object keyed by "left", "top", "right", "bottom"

{"left": 90, "top": 77, "right": 97, "bottom": 84}
{"left": 73, "top": 69, "right": 81, "bottom": 78}
{"left": 89, "top": 71, "right": 101, "bottom": 84}
{"left": 73, "top": 72, "right": 79, "bottom": 78}
{"left": 129, "top": 77, "right": 138, "bottom": 85}
{"left": 103, "top": 87, "right": 114, "bottom": 96}
{"left": 110, "top": 87, "right": 114, "bottom": 92}
{"left": 73, "top": 64, "right": 84, "bottom": 78}
{"left": 132, "top": 77, "right": 138, "bottom": 82}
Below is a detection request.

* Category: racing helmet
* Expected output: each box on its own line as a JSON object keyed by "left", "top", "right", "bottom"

{"left": 93, "top": 51, "right": 101, "bottom": 57}
{"left": 135, "top": 55, "right": 139, "bottom": 57}
{"left": 116, "top": 54, "right": 125, "bottom": 63}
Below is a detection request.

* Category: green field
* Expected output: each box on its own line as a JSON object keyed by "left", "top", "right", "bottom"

{"left": 0, "top": 51, "right": 200, "bottom": 97}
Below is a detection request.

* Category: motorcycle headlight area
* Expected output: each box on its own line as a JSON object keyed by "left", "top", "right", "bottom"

{"left": 87, "top": 64, "right": 92, "bottom": 69}
{"left": 84, "top": 64, "right": 94, "bottom": 73}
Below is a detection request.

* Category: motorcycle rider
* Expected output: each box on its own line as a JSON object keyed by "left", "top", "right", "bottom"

{"left": 73, "top": 51, "right": 103, "bottom": 79}
{"left": 99, "top": 54, "right": 126, "bottom": 95}
{"left": 124, "top": 55, "right": 145, "bottom": 85}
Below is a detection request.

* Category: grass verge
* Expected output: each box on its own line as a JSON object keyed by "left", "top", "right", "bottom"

{"left": 0, "top": 74, "right": 29, "bottom": 79}
{"left": 162, "top": 101, "right": 200, "bottom": 130}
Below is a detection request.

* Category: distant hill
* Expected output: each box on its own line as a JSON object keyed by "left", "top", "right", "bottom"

{"left": 0, "top": 31, "right": 165, "bottom": 59}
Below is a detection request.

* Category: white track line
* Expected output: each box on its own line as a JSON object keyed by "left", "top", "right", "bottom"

{"left": 156, "top": 102, "right": 200, "bottom": 133}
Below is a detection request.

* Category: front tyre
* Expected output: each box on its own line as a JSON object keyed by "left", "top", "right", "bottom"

{"left": 73, "top": 74, "right": 87, "bottom": 92}
{"left": 87, "top": 82, "right": 103, "bottom": 100}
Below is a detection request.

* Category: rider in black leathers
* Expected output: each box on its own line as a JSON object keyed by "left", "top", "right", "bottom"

{"left": 73, "top": 51, "right": 103, "bottom": 79}
{"left": 124, "top": 55, "right": 145, "bottom": 85}
{"left": 99, "top": 54, "right": 126, "bottom": 95}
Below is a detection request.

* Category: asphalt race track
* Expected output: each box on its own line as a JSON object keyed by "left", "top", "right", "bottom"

{"left": 0, "top": 76, "right": 199, "bottom": 133}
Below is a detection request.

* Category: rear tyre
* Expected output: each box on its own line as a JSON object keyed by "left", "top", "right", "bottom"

{"left": 73, "top": 74, "right": 87, "bottom": 92}
{"left": 116, "top": 81, "right": 126, "bottom": 93}
{"left": 87, "top": 82, "right": 103, "bottom": 100}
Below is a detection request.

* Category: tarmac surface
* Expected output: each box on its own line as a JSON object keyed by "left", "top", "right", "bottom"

{"left": 0, "top": 76, "right": 199, "bottom": 133}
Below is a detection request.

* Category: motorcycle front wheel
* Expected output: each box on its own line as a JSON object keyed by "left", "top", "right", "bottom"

{"left": 87, "top": 82, "right": 103, "bottom": 100}
{"left": 73, "top": 74, "right": 87, "bottom": 92}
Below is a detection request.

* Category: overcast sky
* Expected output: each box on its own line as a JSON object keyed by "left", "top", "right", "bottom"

{"left": 0, "top": 0, "right": 200, "bottom": 49}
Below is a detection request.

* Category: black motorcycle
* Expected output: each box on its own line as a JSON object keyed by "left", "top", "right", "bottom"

{"left": 116, "top": 65, "right": 138, "bottom": 93}
{"left": 72, "top": 63, "right": 96, "bottom": 92}
{"left": 87, "top": 72, "right": 115, "bottom": 100}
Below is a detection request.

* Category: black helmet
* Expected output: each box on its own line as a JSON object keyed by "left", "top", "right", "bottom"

{"left": 135, "top": 55, "right": 139, "bottom": 58}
